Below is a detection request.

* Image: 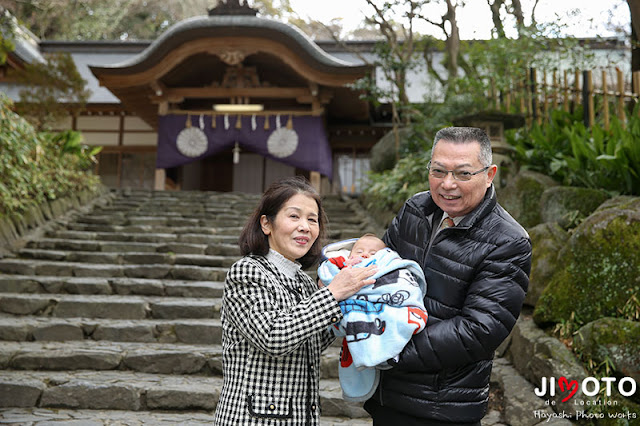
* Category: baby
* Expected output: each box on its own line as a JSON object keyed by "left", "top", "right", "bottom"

{"left": 318, "top": 233, "right": 428, "bottom": 402}
{"left": 327, "top": 233, "right": 387, "bottom": 269}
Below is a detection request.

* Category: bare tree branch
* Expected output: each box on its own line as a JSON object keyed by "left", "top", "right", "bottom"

{"left": 317, "top": 20, "right": 372, "bottom": 66}
{"left": 531, "top": 0, "right": 540, "bottom": 26}
{"left": 510, "top": 0, "right": 525, "bottom": 34}
{"left": 488, "top": 0, "right": 506, "bottom": 38}
{"left": 628, "top": 0, "right": 640, "bottom": 38}
{"left": 444, "top": 0, "right": 460, "bottom": 77}
{"left": 422, "top": 43, "right": 448, "bottom": 86}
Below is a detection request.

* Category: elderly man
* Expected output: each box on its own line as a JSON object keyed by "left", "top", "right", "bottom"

{"left": 364, "top": 127, "right": 532, "bottom": 425}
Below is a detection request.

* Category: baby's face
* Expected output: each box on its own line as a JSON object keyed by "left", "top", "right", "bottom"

{"left": 349, "top": 237, "right": 386, "bottom": 259}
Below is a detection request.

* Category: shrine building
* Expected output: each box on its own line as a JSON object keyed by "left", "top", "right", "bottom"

{"left": 2, "top": 1, "right": 389, "bottom": 194}
{"left": 1, "top": 1, "right": 630, "bottom": 195}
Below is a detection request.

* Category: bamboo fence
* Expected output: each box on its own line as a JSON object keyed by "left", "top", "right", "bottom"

{"left": 490, "top": 68, "right": 640, "bottom": 129}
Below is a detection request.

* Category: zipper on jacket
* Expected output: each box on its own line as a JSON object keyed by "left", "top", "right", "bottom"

{"left": 423, "top": 217, "right": 438, "bottom": 264}
{"left": 380, "top": 371, "right": 384, "bottom": 405}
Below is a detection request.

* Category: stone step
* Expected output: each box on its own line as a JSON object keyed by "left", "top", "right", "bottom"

{"left": 75, "top": 216, "right": 248, "bottom": 228}
{"left": 16, "top": 248, "right": 238, "bottom": 268}
{"left": 0, "top": 340, "right": 340, "bottom": 378}
{"left": 110, "top": 197, "right": 260, "bottom": 206}
{"left": 0, "top": 259, "right": 229, "bottom": 281}
{"left": 0, "top": 408, "right": 373, "bottom": 426}
{"left": 0, "top": 340, "right": 223, "bottom": 374}
{"left": 81, "top": 209, "right": 253, "bottom": 218}
{"left": 27, "top": 238, "right": 242, "bottom": 256}
{"left": 96, "top": 201, "right": 357, "bottom": 211}
{"left": 0, "top": 293, "right": 222, "bottom": 320}
{"left": 47, "top": 230, "right": 178, "bottom": 243}
{"left": 0, "top": 276, "right": 225, "bottom": 298}
{"left": 0, "top": 189, "right": 380, "bottom": 420}
{"left": 0, "top": 317, "right": 223, "bottom": 344}
{"left": 65, "top": 223, "right": 245, "bottom": 236}
{"left": 46, "top": 230, "right": 239, "bottom": 244}
{"left": 61, "top": 222, "right": 368, "bottom": 238}
{"left": 0, "top": 370, "right": 367, "bottom": 417}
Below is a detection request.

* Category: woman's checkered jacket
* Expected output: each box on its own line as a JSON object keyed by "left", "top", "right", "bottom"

{"left": 213, "top": 254, "right": 343, "bottom": 425}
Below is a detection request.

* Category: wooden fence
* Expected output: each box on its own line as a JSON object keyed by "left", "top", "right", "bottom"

{"left": 489, "top": 67, "right": 640, "bottom": 129}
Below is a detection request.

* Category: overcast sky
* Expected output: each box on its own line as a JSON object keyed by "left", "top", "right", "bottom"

{"left": 288, "top": 0, "right": 630, "bottom": 39}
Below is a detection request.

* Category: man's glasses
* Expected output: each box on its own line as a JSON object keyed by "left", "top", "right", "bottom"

{"left": 427, "top": 161, "right": 489, "bottom": 182}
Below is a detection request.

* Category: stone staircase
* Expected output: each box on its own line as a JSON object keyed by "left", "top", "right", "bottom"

{"left": 0, "top": 189, "right": 379, "bottom": 425}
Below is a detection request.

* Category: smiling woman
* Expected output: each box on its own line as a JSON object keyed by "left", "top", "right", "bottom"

{"left": 259, "top": 193, "right": 320, "bottom": 263}
{"left": 213, "top": 176, "right": 377, "bottom": 425}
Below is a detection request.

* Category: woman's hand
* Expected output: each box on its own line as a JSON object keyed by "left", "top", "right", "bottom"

{"left": 327, "top": 264, "right": 377, "bottom": 301}
{"left": 344, "top": 256, "right": 364, "bottom": 267}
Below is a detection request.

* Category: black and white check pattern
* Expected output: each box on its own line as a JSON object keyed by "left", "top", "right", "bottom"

{"left": 213, "top": 255, "right": 342, "bottom": 425}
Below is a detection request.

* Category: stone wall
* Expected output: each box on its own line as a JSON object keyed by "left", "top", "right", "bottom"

{"left": 0, "top": 186, "right": 111, "bottom": 256}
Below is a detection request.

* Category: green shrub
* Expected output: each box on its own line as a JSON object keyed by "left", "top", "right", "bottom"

{"left": 0, "top": 94, "right": 101, "bottom": 218}
{"left": 507, "top": 105, "right": 640, "bottom": 196}
{"left": 361, "top": 98, "right": 474, "bottom": 212}
{"left": 363, "top": 151, "right": 431, "bottom": 213}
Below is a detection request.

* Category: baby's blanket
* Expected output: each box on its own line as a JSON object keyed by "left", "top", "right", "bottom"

{"left": 318, "top": 247, "right": 428, "bottom": 401}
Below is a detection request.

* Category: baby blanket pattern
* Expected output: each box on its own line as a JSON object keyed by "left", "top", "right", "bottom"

{"left": 318, "top": 247, "right": 428, "bottom": 401}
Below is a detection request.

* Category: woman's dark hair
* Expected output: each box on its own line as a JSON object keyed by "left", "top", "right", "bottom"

{"left": 238, "top": 176, "right": 327, "bottom": 269}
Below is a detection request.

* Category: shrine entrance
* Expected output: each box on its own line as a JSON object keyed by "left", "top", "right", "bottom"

{"left": 89, "top": 0, "right": 378, "bottom": 194}
{"left": 177, "top": 150, "right": 303, "bottom": 193}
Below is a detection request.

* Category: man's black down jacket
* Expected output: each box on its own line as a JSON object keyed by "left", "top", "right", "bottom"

{"left": 372, "top": 186, "right": 532, "bottom": 423}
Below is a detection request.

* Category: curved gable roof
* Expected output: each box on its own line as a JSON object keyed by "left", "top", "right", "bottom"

{"left": 90, "top": 15, "right": 369, "bottom": 79}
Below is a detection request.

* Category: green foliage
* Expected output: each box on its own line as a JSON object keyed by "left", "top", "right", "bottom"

{"left": 9, "top": 52, "right": 90, "bottom": 131}
{"left": 364, "top": 151, "right": 431, "bottom": 212}
{"left": 533, "top": 214, "right": 640, "bottom": 327}
{"left": 507, "top": 106, "right": 640, "bottom": 196}
{"left": 455, "top": 24, "right": 593, "bottom": 108}
{"left": 0, "top": 94, "right": 101, "bottom": 218}
{"left": 0, "top": 10, "right": 16, "bottom": 64}
{"left": 362, "top": 95, "right": 477, "bottom": 209}
{"left": 4, "top": 0, "right": 299, "bottom": 41}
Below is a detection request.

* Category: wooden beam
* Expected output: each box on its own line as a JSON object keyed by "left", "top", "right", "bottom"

{"left": 152, "top": 86, "right": 310, "bottom": 100}
{"left": 101, "top": 146, "right": 157, "bottom": 153}
{"left": 150, "top": 80, "right": 167, "bottom": 96}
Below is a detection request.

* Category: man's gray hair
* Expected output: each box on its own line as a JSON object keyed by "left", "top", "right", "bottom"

{"left": 433, "top": 127, "right": 492, "bottom": 167}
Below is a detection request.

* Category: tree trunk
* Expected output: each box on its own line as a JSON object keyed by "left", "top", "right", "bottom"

{"left": 510, "top": 0, "right": 525, "bottom": 36}
{"left": 628, "top": 0, "right": 640, "bottom": 37}
{"left": 628, "top": 0, "right": 640, "bottom": 77}
{"left": 488, "top": 0, "right": 506, "bottom": 38}
{"left": 633, "top": 23, "right": 640, "bottom": 88}
{"left": 445, "top": 0, "right": 460, "bottom": 79}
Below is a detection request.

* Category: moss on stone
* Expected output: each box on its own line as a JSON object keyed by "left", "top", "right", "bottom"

{"left": 540, "top": 186, "right": 610, "bottom": 229}
{"left": 370, "top": 128, "right": 413, "bottom": 173}
{"left": 526, "top": 223, "right": 569, "bottom": 307}
{"left": 499, "top": 170, "right": 558, "bottom": 229}
{"left": 596, "top": 196, "right": 640, "bottom": 213}
{"left": 583, "top": 390, "right": 640, "bottom": 426}
{"left": 574, "top": 318, "right": 640, "bottom": 383}
{"left": 533, "top": 198, "right": 640, "bottom": 327}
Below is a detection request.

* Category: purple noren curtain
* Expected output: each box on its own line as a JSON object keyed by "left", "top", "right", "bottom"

{"left": 156, "top": 114, "right": 332, "bottom": 177}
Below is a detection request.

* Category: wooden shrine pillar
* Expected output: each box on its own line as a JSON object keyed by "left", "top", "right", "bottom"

{"left": 310, "top": 171, "right": 321, "bottom": 194}
{"left": 155, "top": 169, "right": 166, "bottom": 190}
{"left": 154, "top": 100, "right": 169, "bottom": 190}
